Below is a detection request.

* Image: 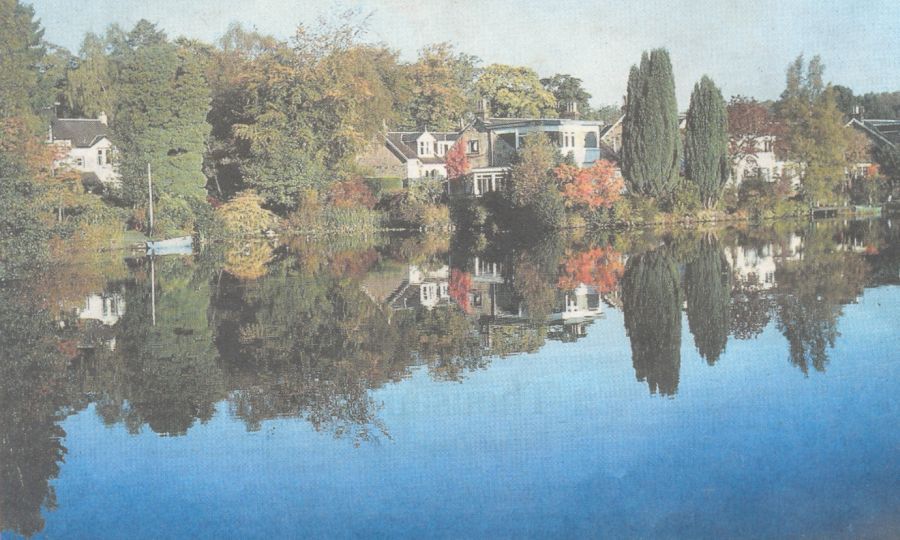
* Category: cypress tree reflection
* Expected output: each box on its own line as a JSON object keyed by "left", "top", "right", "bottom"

{"left": 685, "top": 234, "right": 732, "bottom": 365}
{"left": 622, "top": 246, "right": 682, "bottom": 396}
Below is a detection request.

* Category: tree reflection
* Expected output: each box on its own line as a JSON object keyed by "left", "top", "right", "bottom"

{"left": 774, "top": 224, "right": 870, "bottom": 374}
{"left": 0, "top": 289, "right": 74, "bottom": 537}
{"left": 685, "top": 234, "right": 732, "bottom": 365}
{"left": 622, "top": 246, "right": 682, "bottom": 396}
{"left": 107, "top": 258, "right": 225, "bottom": 436}
{"left": 729, "top": 279, "right": 773, "bottom": 340}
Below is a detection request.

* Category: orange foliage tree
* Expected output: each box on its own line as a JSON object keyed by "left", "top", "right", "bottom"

{"left": 554, "top": 160, "right": 623, "bottom": 210}
{"left": 557, "top": 245, "right": 624, "bottom": 292}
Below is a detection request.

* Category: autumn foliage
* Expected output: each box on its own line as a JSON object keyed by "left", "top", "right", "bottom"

{"left": 445, "top": 137, "right": 470, "bottom": 180}
{"left": 557, "top": 246, "right": 624, "bottom": 292}
{"left": 554, "top": 160, "right": 623, "bottom": 209}
{"left": 327, "top": 178, "right": 377, "bottom": 209}
{"left": 449, "top": 268, "right": 473, "bottom": 313}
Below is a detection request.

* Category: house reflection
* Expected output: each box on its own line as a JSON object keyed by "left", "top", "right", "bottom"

{"left": 388, "top": 265, "right": 451, "bottom": 310}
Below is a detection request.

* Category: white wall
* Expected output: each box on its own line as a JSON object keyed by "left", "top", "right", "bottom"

{"left": 55, "top": 137, "right": 121, "bottom": 186}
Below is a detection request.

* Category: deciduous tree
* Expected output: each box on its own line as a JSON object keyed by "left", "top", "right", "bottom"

{"left": 554, "top": 160, "right": 623, "bottom": 210}
{"left": 476, "top": 64, "right": 556, "bottom": 118}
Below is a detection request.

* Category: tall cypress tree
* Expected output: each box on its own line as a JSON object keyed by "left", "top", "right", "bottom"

{"left": 685, "top": 76, "right": 729, "bottom": 208}
{"left": 622, "top": 246, "right": 682, "bottom": 396}
{"left": 621, "top": 49, "right": 681, "bottom": 201}
{"left": 685, "top": 234, "right": 731, "bottom": 364}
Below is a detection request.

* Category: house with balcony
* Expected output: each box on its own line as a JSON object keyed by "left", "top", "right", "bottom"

{"left": 356, "top": 101, "right": 621, "bottom": 197}
{"left": 49, "top": 112, "right": 121, "bottom": 189}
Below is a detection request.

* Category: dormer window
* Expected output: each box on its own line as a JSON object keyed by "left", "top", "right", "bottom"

{"left": 418, "top": 140, "right": 433, "bottom": 156}
{"left": 467, "top": 140, "right": 479, "bottom": 154}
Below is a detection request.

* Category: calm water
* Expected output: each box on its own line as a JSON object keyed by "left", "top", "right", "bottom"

{"left": 1, "top": 220, "right": 898, "bottom": 539}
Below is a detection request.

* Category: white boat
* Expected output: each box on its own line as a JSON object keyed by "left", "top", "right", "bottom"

{"left": 146, "top": 236, "right": 193, "bottom": 256}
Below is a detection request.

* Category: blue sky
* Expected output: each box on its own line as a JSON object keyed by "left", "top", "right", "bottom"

{"left": 29, "top": 0, "right": 900, "bottom": 106}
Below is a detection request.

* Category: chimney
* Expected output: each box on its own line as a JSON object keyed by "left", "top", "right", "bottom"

{"left": 98, "top": 111, "right": 108, "bottom": 126}
{"left": 476, "top": 98, "right": 489, "bottom": 122}
{"left": 561, "top": 100, "right": 580, "bottom": 119}
{"left": 850, "top": 105, "right": 864, "bottom": 122}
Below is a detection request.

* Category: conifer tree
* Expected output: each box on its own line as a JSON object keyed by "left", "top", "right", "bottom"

{"left": 685, "top": 234, "right": 731, "bottom": 364}
{"left": 622, "top": 246, "right": 682, "bottom": 396}
{"left": 621, "top": 49, "right": 681, "bottom": 200}
{"left": 685, "top": 76, "right": 729, "bottom": 208}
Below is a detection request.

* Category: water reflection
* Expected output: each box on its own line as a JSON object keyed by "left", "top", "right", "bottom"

{"left": 0, "top": 219, "right": 898, "bottom": 537}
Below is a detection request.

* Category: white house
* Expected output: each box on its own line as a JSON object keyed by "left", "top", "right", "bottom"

{"left": 730, "top": 135, "right": 792, "bottom": 186}
{"left": 49, "top": 113, "right": 120, "bottom": 188}
{"left": 78, "top": 292, "right": 126, "bottom": 326}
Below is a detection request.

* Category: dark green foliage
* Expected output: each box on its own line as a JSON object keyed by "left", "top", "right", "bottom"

{"left": 0, "top": 0, "right": 44, "bottom": 123}
{"left": 0, "top": 287, "right": 72, "bottom": 537}
{"left": 621, "top": 49, "right": 681, "bottom": 200}
{"left": 684, "top": 235, "right": 732, "bottom": 364}
{"left": 0, "top": 153, "right": 48, "bottom": 278}
{"left": 833, "top": 85, "right": 900, "bottom": 120}
{"left": 873, "top": 144, "right": 900, "bottom": 196}
{"left": 501, "top": 133, "right": 566, "bottom": 230}
{"left": 541, "top": 73, "right": 592, "bottom": 115}
{"left": 113, "top": 24, "right": 211, "bottom": 213}
{"left": 684, "top": 76, "right": 729, "bottom": 208}
{"left": 112, "top": 258, "right": 224, "bottom": 435}
{"left": 622, "top": 246, "right": 682, "bottom": 395}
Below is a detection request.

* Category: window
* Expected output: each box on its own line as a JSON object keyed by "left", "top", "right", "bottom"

{"left": 762, "top": 139, "right": 774, "bottom": 152}
{"left": 98, "top": 149, "right": 104, "bottom": 165}
{"left": 467, "top": 139, "right": 479, "bottom": 154}
{"left": 74, "top": 157, "right": 84, "bottom": 167}
{"left": 418, "top": 140, "right": 432, "bottom": 156}
{"left": 584, "top": 132, "right": 598, "bottom": 148}
{"left": 562, "top": 132, "right": 576, "bottom": 148}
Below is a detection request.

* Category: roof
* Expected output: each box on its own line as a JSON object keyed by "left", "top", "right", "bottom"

{"left": 51, "top": 118, "right": 109, "bottom": 148}
{"left": 384, "top": 131, "right": 460, "bottom": 163}
{"left": 846, "top": 118, "right": 900, "bottom": 149}
{"left": 478, "top": 117, "right": 607, "bottom": 131}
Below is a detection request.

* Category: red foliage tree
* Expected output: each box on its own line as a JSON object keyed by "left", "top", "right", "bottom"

{"left": 557, "top": 246, "right": 624, "bottom": 292}
{"left": 445, "top": 137, "right": 470, "bottom": 180}
{"left": 726, "top": 96, "right": 782, "bottom": 162}
{"left": 448, "top": 268, "right": 472, "bottom": 313}
{"left": 554, "top": 160, "right": 623, "bottom": 209}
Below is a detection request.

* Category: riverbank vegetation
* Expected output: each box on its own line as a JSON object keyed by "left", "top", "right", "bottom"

{"left": 3, "top": 1, "right": 900, "bottom": 278}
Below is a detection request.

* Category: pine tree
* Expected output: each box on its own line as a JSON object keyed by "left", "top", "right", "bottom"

{"left": 621, "top": 49, "right": 681, "bottom": 201}
{"left": 684, "top": 76, "right": 729, "bottom": 208}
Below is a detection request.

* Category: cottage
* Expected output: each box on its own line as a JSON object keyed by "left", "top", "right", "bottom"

{"left": 356, "top": 101, "right": 621, "bottom": 197}
{"left": 49, "top": 113, "right": 120, "bottom": 188}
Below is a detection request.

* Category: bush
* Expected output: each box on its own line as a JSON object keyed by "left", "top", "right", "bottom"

{"left": 380, "top": 191, "right": 449, "bottom": 230}
{"left": 671, "top": 180, "right": 702, "bottom": 215}
{"left": 217, "top": 190, "right": 279, "bottom": 236}
{"left": 364, "top": 177, "right": 404, "bottom": 197}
